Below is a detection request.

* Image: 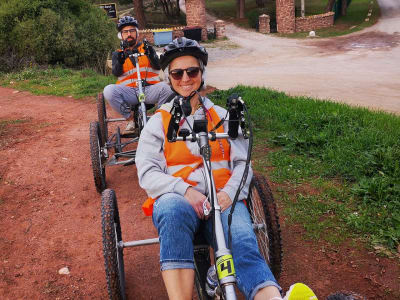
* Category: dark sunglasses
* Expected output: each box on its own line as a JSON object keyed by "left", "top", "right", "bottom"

{"left": 169, "top": 67, "right": 201, "bottom": 80}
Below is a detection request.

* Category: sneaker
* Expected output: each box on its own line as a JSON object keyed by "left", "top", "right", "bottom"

{"left": 123, "top": 121, "right": 136, "bottom": 134}
{"left": 283, "top": 283, "right": 318, "bottom": 300}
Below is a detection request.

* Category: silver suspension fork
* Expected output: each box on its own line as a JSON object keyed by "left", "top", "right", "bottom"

{"left": 198, "top": 132, "right": 237, "bottom": 300}
{"left": 132, "top": 53, "right": 147, "bottom": 126}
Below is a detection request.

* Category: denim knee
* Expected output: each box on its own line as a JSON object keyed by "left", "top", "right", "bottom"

{"left": 103, "top": 84, "right": 115, "bottom": 102}
{"left": 152, "top": 193, "right": 200, "bottom": 271}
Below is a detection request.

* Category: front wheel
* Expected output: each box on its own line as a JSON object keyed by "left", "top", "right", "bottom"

{"left": 101, "top": 189, "right": 126, "bottom": 300}
{"left": 97, "top": 93, "right": 108, "bottom": 145}
{"left": 247, "top": 172, "right": 282, "bottom": 279}
{"left": 89, "top": 121, "right": 106, "bottom": 193}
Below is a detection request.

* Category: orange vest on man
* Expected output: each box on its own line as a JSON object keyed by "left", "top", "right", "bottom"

{"left": 142, "top": 106, "right": 232, "bottom": 216}
{"left": 116, "top": 43, "right": 160, "bottom": 88}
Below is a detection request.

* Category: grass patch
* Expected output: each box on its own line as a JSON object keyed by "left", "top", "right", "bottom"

{"left": 206, "top": 0, "right": 380, "bottom": 37}
{"left": 0, "top": 67, "right": 115, "bottom": 98}
{"left": 0, "top": 119, "right": 30, "bottom": 149}
{"left": 283, "top": 0, "right": 380, "bottom": 38}
{"left": 210, "top": 85, "right": 400, "bottom": 251}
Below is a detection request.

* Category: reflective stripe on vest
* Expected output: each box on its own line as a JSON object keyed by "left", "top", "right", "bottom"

{"left": 142, "top": 106, "right": 231, "bottom": 216}
{"left": 116, "top": 43, "right": 160, "bottom": 88}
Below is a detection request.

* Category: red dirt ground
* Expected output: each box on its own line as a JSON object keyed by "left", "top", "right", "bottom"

{"left": 0, "top": 87, "right": 398, "bottom": 299}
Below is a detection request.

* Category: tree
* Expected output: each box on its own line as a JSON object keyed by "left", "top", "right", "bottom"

{"left": 325, "top": 0, "right": 336, "bottom": 12}
{"left": 158, "top": 0, "right": 180, "bottom": 18}
{"left": 236, "top": 0, "right": 245, "bottom": 19}
{"left": 325, "top": 0, "right": 348, "bottom": 16}
{"left": 255, "top": 0, "right": 266, "bottom": 8}
{"left": 133, "top": 0, "right": 146, "bottom": 29}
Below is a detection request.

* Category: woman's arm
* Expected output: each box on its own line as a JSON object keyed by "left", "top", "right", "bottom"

{"left": 135, "top": 113, "right": 191, "bottom": 199}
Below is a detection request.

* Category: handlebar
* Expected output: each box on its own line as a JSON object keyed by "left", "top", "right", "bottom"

{"left": 173, "top": 132, "right": 230, "bottom": 142}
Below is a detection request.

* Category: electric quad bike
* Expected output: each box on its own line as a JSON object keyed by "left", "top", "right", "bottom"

{"left": 90, "top": 46, "right": 155, "bottom": 193}
{"left": 100, "top": 94, "right": 283, "bottom": 300}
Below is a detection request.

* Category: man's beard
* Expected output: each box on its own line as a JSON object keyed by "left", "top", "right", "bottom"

{"left": 126, "top": 37, "right": 136, "bottom": 47}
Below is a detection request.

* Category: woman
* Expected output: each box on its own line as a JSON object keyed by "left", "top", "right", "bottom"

{"left": 135, "top": 37, "right": 316, "bottom": 300}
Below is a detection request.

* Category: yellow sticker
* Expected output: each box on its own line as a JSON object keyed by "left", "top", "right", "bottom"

{"left": 216, "top": 254, "right": 235, "bottom": 279}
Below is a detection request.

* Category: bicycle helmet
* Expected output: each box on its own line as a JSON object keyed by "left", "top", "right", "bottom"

{"left": 117, "top": 16, "right": 139, "bottom": 31}
{"left": 160, "top": 37, "right": 208, "bottom": 71}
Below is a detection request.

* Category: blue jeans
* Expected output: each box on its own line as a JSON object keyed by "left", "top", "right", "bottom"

{"left": 103, "top": 82, "right": 174, "bottom": 119}
{"left": 152, "top": 192, "right": 281, "bottom": 300}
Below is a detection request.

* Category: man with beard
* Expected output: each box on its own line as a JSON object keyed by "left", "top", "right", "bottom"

{"left": 103, "top": 16, "right": 174, "bottom": 134}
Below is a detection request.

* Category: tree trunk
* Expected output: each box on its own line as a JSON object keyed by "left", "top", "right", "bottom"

{"left": 133, "top": 0, "right": 146, "bottom": 29}
{"left": 325, "top": 0, "right": 336, "bottom": 12}
{"left": 175, "top": 0, "right": 180, "bottom": 17}
{"left": 255, "top": 0, "right": 265, "bottom": 8}
{"left": 341, "top": 0, "right": 347, "bottom": 16}
{"left": 301, "top": 0, "right": 305, "bottom": 17}
{"left": 236, "top": 0, "right": 245, "bottom": 19}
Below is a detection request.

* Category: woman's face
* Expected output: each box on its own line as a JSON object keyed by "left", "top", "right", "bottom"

{"left": 169, "top": 55, "right": 202, "bottom": 97}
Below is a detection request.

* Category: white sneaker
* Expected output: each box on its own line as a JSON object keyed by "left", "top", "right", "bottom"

{"left": 123, "top": 121, "right": 136, "bottom": 134}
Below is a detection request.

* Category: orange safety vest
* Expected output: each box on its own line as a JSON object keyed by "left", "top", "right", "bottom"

{"left": 142, "top": 106, "right": 232, "bottom": 216}
{"left": 116, "top": 43, "right": 160, "bottom": 88}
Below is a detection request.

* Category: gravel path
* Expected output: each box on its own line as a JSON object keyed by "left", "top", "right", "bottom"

{"left": 205, "top": 0, "right": 400, "bottom": 114}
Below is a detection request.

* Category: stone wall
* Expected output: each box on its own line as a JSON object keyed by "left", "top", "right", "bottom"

{"left": 185, "top": 0, "right": 207, "bottom": 41}
{"left": 276, "top": 0, "right": 295, "bottom": 33}
{"left": 259, "top": 14, "right": 270, "bottom": 34}
{"left": 214, "top": 20, "right": 226, "bottom": 39}
{"left": 295, "top": 12, "right": 335, "bottom": 32}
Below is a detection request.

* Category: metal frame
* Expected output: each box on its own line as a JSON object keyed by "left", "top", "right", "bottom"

{"left": 99, "top": 51, "right": 150, "bottom": 168}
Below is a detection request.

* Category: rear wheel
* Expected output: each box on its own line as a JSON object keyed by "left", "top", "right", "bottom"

{"left": 247, "top": 172, "right": 282, "bottom": 279}
{"left": 89, "top": 121, "right": 106, "bottom": 193}
{"left": 101, "top": 189, "right": 126, "bottom": 300}
{"left": 97, "top": 93, "right": 108, "bottom": 145}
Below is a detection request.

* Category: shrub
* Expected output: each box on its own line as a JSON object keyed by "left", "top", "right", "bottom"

{"left": 0, "top": 0, "right": 119, "bottom": 72}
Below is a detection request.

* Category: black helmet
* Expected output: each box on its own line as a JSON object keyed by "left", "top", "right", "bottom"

{"left": 160, "top": 37, "right": 208, "bottom": 70}
{"left": 117, "top": 16, "right": 139, "bottom": 31}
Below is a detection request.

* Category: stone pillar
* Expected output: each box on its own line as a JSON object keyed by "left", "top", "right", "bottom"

{"left": 185, "top": 0, "right": 207, "bottom": 41}
{"left": 259, "top": 14, "right": 270, "bottom": 34}
{"left": 214, "top": 20, "right": 225, "bottom": 39}
{"left": 276, "top": 0, "right": 295, "bottom": 33}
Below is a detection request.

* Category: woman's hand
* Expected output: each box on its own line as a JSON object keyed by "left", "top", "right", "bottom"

{"left": 217, "top": 191, "right": 232, "bottom": 212}
{"left": 184, "top": 187, "right": 210, "bottom": 219}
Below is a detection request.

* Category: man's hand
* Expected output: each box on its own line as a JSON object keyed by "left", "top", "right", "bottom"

{"left": 217, "top": 191, "right": 232, "bottom": 212}
{"left": 184, "top": 187, "right": 210, "bottom": 220}
{"left": 117, "top": 51, "right": 126, "bottom": 65}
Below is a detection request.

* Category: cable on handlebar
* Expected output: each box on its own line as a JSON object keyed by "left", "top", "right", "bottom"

{"left": 227, "top": 98, "right": 253, "bottom": 250}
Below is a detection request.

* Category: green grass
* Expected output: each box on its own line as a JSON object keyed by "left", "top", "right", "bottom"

{"left": 0, "top": 67, "right": 115, "bottom": 98}
{"left": 206, "top": 0, "right": 380, "bottom": 37}
{"left": 210, "top": 86, "right": 400, "bottom": 252}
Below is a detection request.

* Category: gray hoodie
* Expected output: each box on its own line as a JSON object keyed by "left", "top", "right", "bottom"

{"left": 135, "top": 96, "right": 253, "bottom": 203}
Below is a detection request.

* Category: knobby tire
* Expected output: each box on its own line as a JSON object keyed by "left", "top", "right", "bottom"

{"left": 101, "top": 189, "right": 126, "bottom": 300}
{"left": 89, "top": 121, "right": 106, "bottom": 193}
{"left": 247, "top": 172, "right": 283, "bottom": 279}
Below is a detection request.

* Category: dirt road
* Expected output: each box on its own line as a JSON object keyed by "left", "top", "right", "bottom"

{"left": 207, "top": 0, "right": 400, "bottom": 114}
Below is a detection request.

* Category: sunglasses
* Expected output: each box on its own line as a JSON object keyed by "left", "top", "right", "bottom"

{"left": 169, "top": 67, "right": 201, "bottom": 80}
